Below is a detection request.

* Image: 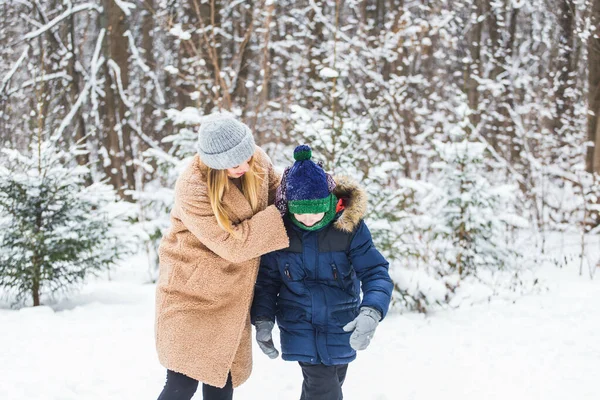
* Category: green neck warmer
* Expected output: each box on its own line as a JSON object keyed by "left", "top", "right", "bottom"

{"left": 289, "top": 193, "right": 338, "bottom": 231}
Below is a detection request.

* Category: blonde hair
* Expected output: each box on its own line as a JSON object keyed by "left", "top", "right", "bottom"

{"left": 206, "top": 156, "right": 264, "bottom": 235}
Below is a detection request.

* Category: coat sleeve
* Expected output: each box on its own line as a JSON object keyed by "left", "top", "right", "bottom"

{"left": 251, "top": 252, "right": 281, "bottom": 324}
{"left": 174, "top": 173, "right": 289, "bottom": 264}
{"left": 349, "top": 220, "right": 393, "bottom": 319}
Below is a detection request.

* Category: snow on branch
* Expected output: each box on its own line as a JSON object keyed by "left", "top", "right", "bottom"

{"left": 107, "top": 60, "right": 134, "bottom": 109}
{"left": 0, "top": 47, "right": 29, "bottom": 96}
{"left": 1, "top": 0, "right": 33, "bottom": 7}
{"left": 19, "top": 13, "right": 43, "bottom": 29}
{"left": 22, "top": 3, "right": 102, "bottom": 41}
{"left": 128, "top": 120, "right": 163, "bottom": 151}
{"left": 6, "top": 71, "right": 71, "bottom": 97}
{"left": 169, "top": 24, "right": 191, "bottom": 40}
{"left": 470, "top": 121, "right": 525, "bottom": 184}
{"left": 53, "top": 79, "right": 94, "bottom": 141}
{"left": 307, "top": 0, "right": 378, "bottom": 58}
{"left": 114, "top": 0, "right": 135, "bottom": 16}
{"left": 124, "top": 31, "right": 150, "bottom": 73}
{"left": 91, "top": 29, "right": 105, "bottom": 75}
{"left": 52, "top": 29, "right": 106, "bottom": 141}
{"left": 32, "top": 0, "right": 68, "bottom": 54}
{"left": 88, "top": 29, "right": 107, "bottom": 128}
{"left": 511, "top": 0, "right": 526, "bottom": 8}
{"left": 124, "top": 30, "right": 165, "bottom": 105}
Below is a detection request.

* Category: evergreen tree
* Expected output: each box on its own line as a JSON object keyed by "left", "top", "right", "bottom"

{"left": 0, "top": 141, "right": 135, "bottom": 307}
{"left": 431, "top": 139, "right": 523, "bottom": 278}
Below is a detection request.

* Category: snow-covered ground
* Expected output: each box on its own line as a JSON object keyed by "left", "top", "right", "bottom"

{"left": 1, "top": 253, "right": 599, "bottom": 400}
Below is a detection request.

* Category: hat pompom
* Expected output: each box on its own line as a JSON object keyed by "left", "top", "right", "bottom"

{"left": 294, "top": 145, "right": 312, "bottom": 161}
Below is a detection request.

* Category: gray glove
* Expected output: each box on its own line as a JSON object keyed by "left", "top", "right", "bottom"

{"left": 254, "top": 319, "right": 279, "bottom": 359}
{"left": 343, "top": 307, "right": 382, "bottom": 351}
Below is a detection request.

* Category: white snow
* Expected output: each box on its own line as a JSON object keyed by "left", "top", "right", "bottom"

{"left": 107, "top": 60, "right": 134, "bottom": 109}
{"left": 164, "top": 65, "right": 179, "bottom": 75}
{"left": 512, "top": 0, "right": 526, "bottom": 9}
{"left": 165, "top": 107, "right": 203, "bottom": 125}
{"left": 114, "top": 0, "right": 136, "bottom": 16}
{"left": 0, "top": 47, "right": 29, "bottom": 94}
{"left": 319, "top": 67, "right": 339, "bottom": 79}
{"left": 169, "top": 24, "right": 191, "bottom": 41}
{"left": 22, "top": 3, "right": 103, "bottom": 41}
{"left": 1, "top": 244, "right": 599, "bottom": 400}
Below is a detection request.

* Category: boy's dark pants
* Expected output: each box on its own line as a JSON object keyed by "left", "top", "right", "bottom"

{"left": 299, "top": 362, "right": 349, "bottom": 400}
{"left": 157, "top": 369, "right": 233, "bottom": 400}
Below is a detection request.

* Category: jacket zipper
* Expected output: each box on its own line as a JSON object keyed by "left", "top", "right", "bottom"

{"left": 284, "top": 263, "right": 291, "bottom": 280}
{"left": 331, "top": 263, "right": 345, "bottom": 288}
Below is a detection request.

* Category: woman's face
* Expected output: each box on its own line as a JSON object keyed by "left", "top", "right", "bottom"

{"left": 226, "top": 157, "right": 252, "bottom": 178}
{"left": 293, "top": 213, "right": 325, "bottom": 227}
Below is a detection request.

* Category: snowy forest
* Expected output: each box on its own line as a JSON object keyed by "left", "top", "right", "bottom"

{"left": 1, "top": 0, "right": 600, "bottom": 309}
{"left": 1, "top": 0, "right": 600, "bottom": 307}
{"left": 2, "top": 1, "right": 600, "bottom": 400}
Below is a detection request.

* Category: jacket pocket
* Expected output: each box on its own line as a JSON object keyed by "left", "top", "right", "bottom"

{"left": 331, "top": 308, "right": 359, "bottom": 325}
{"left": 330, "top": 262, "right": 357, "bottom": 297}
{"left": 331, "top": 263, "right": 346, "bottom": 288}
{"left": 277, "top": 305, "right": 306, "bottom": 322}
{"left": 282, "top": 261, "right": 305, "bottom": 282}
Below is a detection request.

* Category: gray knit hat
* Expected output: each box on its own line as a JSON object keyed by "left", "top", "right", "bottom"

{"left": 196, "top": 113, "right": 256, "bottom": 170}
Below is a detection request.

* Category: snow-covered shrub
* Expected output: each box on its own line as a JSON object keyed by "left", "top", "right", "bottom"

{"left": 0, "top": 141, "right": 136, "bottom": 307}
{"left": 430, "top": 139, "right": 524, "bottom": 277}
{"left": 387, "top": 139, "right": 533, "bottom": 311}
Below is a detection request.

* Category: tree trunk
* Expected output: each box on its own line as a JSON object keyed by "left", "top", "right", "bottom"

{"left": 141, "top": 0, "right": 156, "bottom": 141}
{"left": 31, "top": 267, "right": 40, "bottom": 307}
{"left": 251, "top": 0, "right": 275, "bottom": 138}
{"left": 554, "top": 1, "right": 576, "bottom": 153}
{"left": 68, "top": 13, "right": 91, "bottom": 184}
{"left": 485, "top": 2, "right": 519, "bottom": 162}
{"left": 588, "top": 0, "right": 600, "bottom": 173}
{"left": 305, "top": 1, "right": 326, "bottom": 110}
{"left": 32, "top": 200, "right": 43, "bottom": 307}
{"left": 465, "top": 0, "right": 483, "bottom": 131}
{"left": 231, "top": 4, "right": 254, "bottom": 115}
{"left": 178, "top": 2, "right": 201, "bottom": 111}
{"left": 506, "top": 7, "right": 520, "bottom": 164}
{"left": 100, "top": 0, "right": 135, "bottom": 200}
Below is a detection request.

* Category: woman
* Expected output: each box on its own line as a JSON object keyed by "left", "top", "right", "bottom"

{"left": 155, "top": 114, "right": 290, "bottom": 400}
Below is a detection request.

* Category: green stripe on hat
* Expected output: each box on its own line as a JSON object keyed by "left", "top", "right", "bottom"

{"left": 288, "top": 195, "right": 331, "bottom": 214}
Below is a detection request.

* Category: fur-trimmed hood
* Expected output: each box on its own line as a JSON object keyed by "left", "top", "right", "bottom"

{"left": 332, "top": 175, "right": 368, "bottom": 233}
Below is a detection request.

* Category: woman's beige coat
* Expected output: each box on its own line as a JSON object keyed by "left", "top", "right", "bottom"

{"left": 155, "top": 146, "right": 289, "bottom": 388}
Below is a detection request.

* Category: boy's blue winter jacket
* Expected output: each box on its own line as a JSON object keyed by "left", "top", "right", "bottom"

{"left": 251, "top": 176, "right": 393, "bottom": 366}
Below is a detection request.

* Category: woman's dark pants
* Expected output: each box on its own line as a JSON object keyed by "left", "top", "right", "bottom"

{"left": 157, "top": 369, "right": 233, "bottom": 400}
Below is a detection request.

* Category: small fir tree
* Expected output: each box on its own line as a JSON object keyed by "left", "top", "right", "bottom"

{"left": 0, "top": 141, "right": 135, "bottom": 307}
{"left": 431, "top": 139, "right": 522, "bottom": 278}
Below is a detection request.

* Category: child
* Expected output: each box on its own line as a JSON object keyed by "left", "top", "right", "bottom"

{"left": 251, "top": 145, "right": 393, "bottom": 400}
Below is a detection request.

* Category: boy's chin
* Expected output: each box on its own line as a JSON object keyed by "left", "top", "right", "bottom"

{"left": 300, "top": 219, "right": 323, "bottom": 227}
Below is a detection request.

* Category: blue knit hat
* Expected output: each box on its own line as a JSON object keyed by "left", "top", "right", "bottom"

{"left": 286, "top": 145, "right": 332, "bottom": 214}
